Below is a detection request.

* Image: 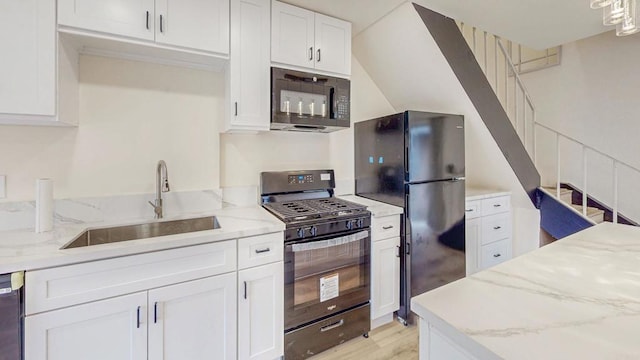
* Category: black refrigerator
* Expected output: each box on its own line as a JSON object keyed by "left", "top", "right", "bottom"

{"left": 355, "top": 110, "right": 465, "bottom": 324}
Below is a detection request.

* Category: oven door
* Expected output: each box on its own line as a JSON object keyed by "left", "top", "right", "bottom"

{"left": 284, "top": 229, "right": 370, "bottom": 331}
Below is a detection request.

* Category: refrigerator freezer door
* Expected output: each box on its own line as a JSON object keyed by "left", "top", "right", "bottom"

{"left": 354, "top": 113, "right": 406, "bottom": 208}
{"left": 406, "top": 180, "right": 465, "bottom": 299}
{"left": 407, "top": 111, "right": 465, "bottom": 183}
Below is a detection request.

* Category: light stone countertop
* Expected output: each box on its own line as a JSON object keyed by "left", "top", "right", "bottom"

{"left": 411, "top": 222, "right": 640, "bottom": 360}
{"left": 338, "top": 195, "right": 404, "bottom": 217}
{"left": 0, "top": 206, "right": 284, "bottom": 274}
{"left": 465, "top": 187, "right": 511, "bottom": 201}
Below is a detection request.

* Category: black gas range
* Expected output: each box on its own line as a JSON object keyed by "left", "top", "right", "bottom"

{"left": 260, "top": 170, "right": 372, "bottom": 360}
{"left": 261, "top": 169, "right": 370, "bottom": 241}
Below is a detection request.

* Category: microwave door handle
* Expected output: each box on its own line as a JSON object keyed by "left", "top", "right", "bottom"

{"left": 329, "top": 87, "right": 336, "bottom": 119}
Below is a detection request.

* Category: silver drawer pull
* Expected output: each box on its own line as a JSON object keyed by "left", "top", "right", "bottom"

{"left": 320, "top": 319, "right": 344, "bottom": 332}
{"left": 493, "top": 226, "right": 501, "bottom": 230}
{"left": 255, "top": 247, "right": 270, "bottom": 254}
{"left": 493, "top": 253, "right": 501, "bottom": 258}
{"left": 382, "top": 225, "right": 394, "bottom": 230}
{"left": 493, "top": 204, "right": 501, "bottom": 207}
{"left": 465, "top": 209, "right": 473, "bottom": 212}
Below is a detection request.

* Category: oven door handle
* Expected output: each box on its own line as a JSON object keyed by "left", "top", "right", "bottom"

{"left": 291, "top": 230, "right": 369, "bottom": 252}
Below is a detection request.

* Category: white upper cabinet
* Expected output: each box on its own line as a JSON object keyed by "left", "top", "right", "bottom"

{"left": 0, "top": 0, "right": 56, "bottom": 119}
{"left": 271, "top": 1, "right": 314, "bottom": 69}
{"left": 226, "top": 0, "right": 271, "bottom": 132}
{"left": 313, "top": 13, "right": 351, "bottom": 75}
{"left": 58, "top": 0, "right": 156, "bottom": 41}
{"left": 271, "top": 0, "right": 351, "bottom": 76}
{"left": 58, "top": 0, "right": 229, "bottom": 55}
{"left": 155, "top": 0, "right": 229, "bottom": 53}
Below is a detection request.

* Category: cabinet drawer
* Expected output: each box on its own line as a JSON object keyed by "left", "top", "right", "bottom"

{"left": 371, "top": 215, "right": 400, "bottom": 241}
{"left": 238, "top": 232, "right": 284, "bottom": 270}
{"left": 464, "top": 200, "right": 481, "bottom": 219}
{"left": 480, "top": 238, "right": 511, "bottom": 270}
{"left": 481, "top": 196, "right": 510, "bottom": 216}
{"left": 26, "top": 239, "right": 236, "bottom": 315}
{"left": 480, "top": 213, "right": 511, "bottom": 245}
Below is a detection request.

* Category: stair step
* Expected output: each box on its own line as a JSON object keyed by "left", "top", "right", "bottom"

{"left": 571, "top": 205, "right": 605, "bottom": 224}
{"left": 542, "top": 187, "right": 573, "bottom": 204}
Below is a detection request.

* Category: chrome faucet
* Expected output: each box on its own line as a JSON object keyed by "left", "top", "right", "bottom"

{"left": 148, "top": 160, "right": 170, "bottom": 219}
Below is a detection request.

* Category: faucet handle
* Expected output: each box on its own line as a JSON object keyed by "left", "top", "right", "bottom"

{"left": 148, "top": 201, "right": 157, "bottom": 209}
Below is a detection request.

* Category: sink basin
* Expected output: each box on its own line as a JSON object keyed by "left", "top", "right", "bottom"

{"left": 61, "top": 216, "right": 221, "bottom": 249}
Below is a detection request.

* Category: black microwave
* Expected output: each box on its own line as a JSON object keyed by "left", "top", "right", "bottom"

{"left": 271, "top": 67, "right": 350, "bottom": 133}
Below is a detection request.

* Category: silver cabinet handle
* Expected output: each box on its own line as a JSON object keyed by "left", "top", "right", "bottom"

{"left": 465, "top": 209, "right": 473, "bottom": 212}
{"left": 136, "top": 306, "right": 141, "bottom": 328}
{"left": 396, "top": 245, "right": 400, "bottom": 258}
{"left": 320, "top": 319, "right": 344, "bottom": 332}
{"left": 153, "top": 302, "right": 158, "bottom": 324}
{"left": 146, "top": 11, "right": 150, "bottom": 30}
{"left": 309, "top": 47, "right": 313, "bottom": 61}
{"left": 159, "top": 14, "right": 164, "bottom": 33}
{"left": 382, "top": 225, "right": 394, "bottom": 230}
{"left": 493, "top": 204, "right": 501, "bottom": 207}
{"left": 243, "top": 281, "right": 247, "bottom": 299}
{"left": 493, "top": 253, "right": 501, "bottom": 258}
{"left": 493, "top": 226, "right": 501, "bottom": 230}
{"left": 255, "top": 247, "right": 270, "bottom": 254}
{"left": 317, "top": 49, "right": 321, "bottom": 62}
{"left": 234, "top": 102, "right": 238, "bottom": 116}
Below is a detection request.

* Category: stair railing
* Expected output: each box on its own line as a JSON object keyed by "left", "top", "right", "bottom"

{"left": 458, "top": 22, "right": 640, "bottom": 224}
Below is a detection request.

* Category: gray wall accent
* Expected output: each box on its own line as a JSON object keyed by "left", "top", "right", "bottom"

{"left": 413, "top": 3, "right": 540, "bottom": 204}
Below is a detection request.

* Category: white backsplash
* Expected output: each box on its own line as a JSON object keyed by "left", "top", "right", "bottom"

{"left": 0, "top": 190, "right": 228, "bottom": 232}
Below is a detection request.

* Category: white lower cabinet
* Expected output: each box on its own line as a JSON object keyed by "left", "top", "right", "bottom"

{"left": 238, "top": 261, "right": 284, "bottom": 360}
{"left": 24, "top": 232, "right": 284, "bottom": 360}
{"left": 371, "top": 236, "right": 400, "bottom": 319}
{"left": 25, "top": 274, "right": 237, "bottom": 360}
{"left": 465, "top": 192, "right": 512, "bottom": 275}
{"left": 148, "top": 274, "right": 237, "bottom": 360}
{"left": 370, "top": 214, "right": 401, "bottom": 329}
{"left": 25, "top": 292, "right": 148, "bottom": 360}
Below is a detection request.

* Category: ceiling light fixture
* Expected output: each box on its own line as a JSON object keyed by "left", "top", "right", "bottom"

{"left": 592, "top": 0, "right": 639, "bottom": 35}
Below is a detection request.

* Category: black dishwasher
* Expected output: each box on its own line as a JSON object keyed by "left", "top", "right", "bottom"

{"left": 0, "top": 273, "right": 23, "bottom": 360}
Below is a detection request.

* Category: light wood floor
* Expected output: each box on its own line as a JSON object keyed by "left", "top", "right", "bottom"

{"left": 309, "top": 320, "right": 418, "bottom": 360}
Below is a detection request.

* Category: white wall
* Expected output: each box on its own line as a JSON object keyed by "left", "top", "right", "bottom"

{"left": 522, "top": 30, "right": 640, "bottom": 222}
{"left": 329, "top": 57, "right": 396, "bottom": 195}
{"left": 348, "top": 2, "right": 540, "bottom": 255}
{"left": 0, "top": 55, "right": 221, "bottom": 201}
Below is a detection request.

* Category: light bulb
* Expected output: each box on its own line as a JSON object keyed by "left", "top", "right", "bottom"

{"left": 591, "top": 0, "right": 613, "bottom": 8}
{"left": 617, "top": 0, "right": 640, "bottom": 35}
{"left": 604, "top": 0, "right": 625, "bottom": 25}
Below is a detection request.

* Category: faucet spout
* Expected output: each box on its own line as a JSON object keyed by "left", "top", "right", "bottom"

{"left": 149, "top": 160, "right": 170, "bottom": 219}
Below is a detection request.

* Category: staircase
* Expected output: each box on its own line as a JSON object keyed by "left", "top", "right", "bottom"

{"left": 452, "top": 17, "right": 640, "bottom": 233}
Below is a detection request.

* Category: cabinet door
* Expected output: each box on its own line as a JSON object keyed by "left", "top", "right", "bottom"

{"left": 271, "top": 0, "right": 315, "bottom": 69}
{"left": 58, "top": 0, "right": 155, "bottom": 41}
{"left": 0, "top": 0, "right": 55, "bottom": 116}
{"left": 314, "top": 13, "right": 351, "bottom": 75}
{"left": 465, "top": 218, "right": 481, "bottom": 276}
{"left": 155, "top": 0, "right": 229, "bottom": 53}
{"left": 148, "top": 273, "right": 237, "bottom": 360}
{"left": 238, "top": 262, "right": 284, "bottom": 360}
{"left": 228, "top": 0, "right": 270, "bottom": 131}
{"left": 371, "top": 237, "right": 400, "bottom": 319}
{"left": 25, "top": 292, "right": 147, "bottom": 360}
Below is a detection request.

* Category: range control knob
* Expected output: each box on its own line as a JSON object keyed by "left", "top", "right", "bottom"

{"left": 356, "top": 218, "right": 364, "bottom": 228}
{"left": 310, "top": 226, "right": 318, "bottom": 237}
{"left": 297, "top": 228, "right": 305, "bottom": 238}
{"left": 346, "top": 220, "right": 353, "bottom": 230}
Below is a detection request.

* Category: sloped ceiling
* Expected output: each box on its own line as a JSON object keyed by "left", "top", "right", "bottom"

{"left": 282, "top": 0, "right": 612, "bottom": 49}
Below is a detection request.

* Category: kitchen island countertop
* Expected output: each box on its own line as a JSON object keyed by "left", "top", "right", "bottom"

{"left": 411, "top": 222, "right": 640, "bottom": 359}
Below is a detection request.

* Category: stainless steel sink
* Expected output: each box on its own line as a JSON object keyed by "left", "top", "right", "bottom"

{"left": 61, "top": 216, "right": 221, "bottom": 249}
